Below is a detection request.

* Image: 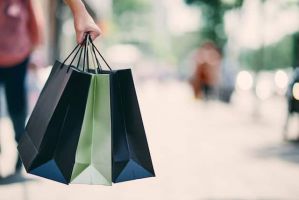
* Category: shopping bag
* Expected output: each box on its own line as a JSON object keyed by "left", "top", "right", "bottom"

{"left": 18, "top": 44, "right": 92, "bottom": 184}
{"left": 70, "top": 74, "right": 112, "bottom": 185}
{"left": 110, "top": 69, "right": 155, "bottom": 182}
{"left": 18, "top": 35, "right": 155, "bottom": 185}
{"left": 88, "top": 40, "right": 155, "bottom": 182}
{"left": 18, "top": 62, "right": 63, "bottom": 170}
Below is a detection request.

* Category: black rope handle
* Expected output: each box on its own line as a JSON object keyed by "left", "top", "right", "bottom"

{"left": 88, "top": 36, "right": 112, "bottom": 71}
{"left": 59, "top": 33, "right": 112, "bottom": 73}
{"left": 86, "top": 35, "right": 90, "bottom": 72}
{"left": 89, "top": 38, "right": 100, "bottom": 73}
{"left": 86, "top": 34, "right": 102, "bottom": 72}
{"left": 60, "top": 43, "right": 80, "bottom": 69}
{"left": 86, "top": 34, "right": 97, "bottom": 73}
{"left": 82, "top": 37, "right": 87, "bottom": 72}
{"left": 91, "top": 43, "right": 102, "bottom": 72}
{"left": 60, "top": 34, "right": 91, "bottom": 72}
{"left": 76, "top": 42, "right": 84, "bottom": 69}
{"left": 66, "top": 43, "right": 85, "bottom": 73}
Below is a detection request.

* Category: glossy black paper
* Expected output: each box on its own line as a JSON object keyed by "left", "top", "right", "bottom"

{"left": 110, "top": 69, "right": 155, "bottom": 183}
{"left": 18, "top": 60, "right": 155, "bottom": 184}
{"left": 18, "top": 62, "right": 91, "bottom": 184}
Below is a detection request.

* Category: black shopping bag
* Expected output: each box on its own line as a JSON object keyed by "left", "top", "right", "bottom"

{"left": 18, "top": 35, "right": 155, "bottom": 184}
{"left": 18, "top": 44, "right": 92, "bottom": 184}
{"left": 110, "top": 69, "right": 155, "bottom": 182}
{"left": 89, "top": 41, "right": 155, "bottom": 182}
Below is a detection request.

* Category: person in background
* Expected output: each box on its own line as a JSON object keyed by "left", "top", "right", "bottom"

{"left": 0, "top": 0, "right": 101, "bottom": 173}
{"left": 190, "top": 42, "right": 221, "bottom": 100}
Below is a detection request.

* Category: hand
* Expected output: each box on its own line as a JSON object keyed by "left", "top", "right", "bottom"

{"left": 65, "top": 0, "right": 101, "bottom": 44}
{"left": 73, "top": 9, "right": 102, "bottom": 44}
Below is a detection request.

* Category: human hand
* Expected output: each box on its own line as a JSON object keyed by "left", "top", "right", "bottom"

{"left": 65, "top": 0, "right": 101, "bottom": 44}
{"left": 73, "top": 9, "right": 101, "bottom": 44}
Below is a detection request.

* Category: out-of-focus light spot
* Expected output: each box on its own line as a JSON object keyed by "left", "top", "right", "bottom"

{"left": 274, "top": 70, "right": 288, "bottom": 89}
{"left": 256, "top": 79, "right": 272, "bottom": 100}
{"left": 292, "top": 83, "right": 299, "bottom": 100}
{"left": 226, "top": 0, "right": 299, "bottom": 49}
{"left": 236, "top": 71, "right": 253, "bottom": 91}
{"left": 165, "top": 0, "right": 200, "bottom": 35}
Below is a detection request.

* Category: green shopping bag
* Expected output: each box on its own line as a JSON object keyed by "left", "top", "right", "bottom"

{"left": 70, "top": 74, "right": 112, "bottom": 185}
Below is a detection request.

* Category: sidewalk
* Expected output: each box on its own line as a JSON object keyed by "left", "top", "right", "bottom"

{"left": 0, "top": 80, "right": 299, "bottom": 200}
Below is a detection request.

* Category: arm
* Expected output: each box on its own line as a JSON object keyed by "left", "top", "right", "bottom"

{"left": 64, "top": 0, "right": 101, "bottom": 43}
{"left": 28, "top": 0, "right": 44, "bottom": 48}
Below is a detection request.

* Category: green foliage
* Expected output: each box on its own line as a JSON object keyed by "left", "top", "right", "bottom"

{"left": 172, "top": 31, "right": 203, "bottom": 60}
{"left": 186, "top": 0, "right": 299, "bottom": 71}
{"left": 113, "top": 0, "right": 150, "bottom": 16}
{"left": 186, "top": 0, "right": 244, "bottom": 9}
{"left": 111, "top": 0, "right": 152, "bottom": 44}
{"left": 186, "top": 0, "right": 219, "bottom": 6}
{"left": 240, "top": 35, "right": 294, "bottom": 71}
{"left": 185, "top": 0, "right": 244, "bottom": 49}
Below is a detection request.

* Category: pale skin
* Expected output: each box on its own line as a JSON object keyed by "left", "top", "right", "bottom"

{"left": 64, "top": 0, "right": 102, "bottom": 44}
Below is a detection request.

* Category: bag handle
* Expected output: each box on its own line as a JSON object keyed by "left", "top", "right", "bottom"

{"left": 62, "top": 36, "right": 87, "bottom": 72}
{"left": 60, "top": 33, "right": 112, "bottom": 73}
{"left": 88, "top": 36, "right": 112, "bottom": 71}
{"left": 60, "top": 43, "right": 80, "bottom": 69}
{"left": 76, "top": 42, "right": 84, "bottom": 70}
{"left": 87, "top": 35, "right": 102, "bottom": 73}
{"left": 66, "top": 35, "right": 89, "bottom": 72}
{"left": 89, "top": 36, "right": 103, "bottom": 72}
{"left": 90, "top": 38, "right": 101, "bottom": 73}
{"left": 66, "top": 44, "right": 84, "bottom": 72}
{"left": 83, "top": 34, "right": 101, "bottom": 73}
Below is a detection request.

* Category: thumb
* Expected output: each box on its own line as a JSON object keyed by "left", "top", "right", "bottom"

{"left": 89, "top": 31, "right": 101, "bottom": 41}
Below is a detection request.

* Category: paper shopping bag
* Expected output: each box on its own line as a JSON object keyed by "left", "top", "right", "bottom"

{"left": 70, "top": 74, "right": 112, "bottom": 185}
{"left": 110, "top": 69, "right": 155, "bottom": 183}
{"left": 18, "top": 61, "right": 91, "bottom": 184}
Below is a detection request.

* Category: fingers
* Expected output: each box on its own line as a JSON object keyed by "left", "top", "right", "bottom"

{"left": 89, "top": 26, "right": 102, "bottom": 41}
{"left": 77, "top": 31, "right": 85, "bottom": 44}
{"left": 76, "top": 22, "right": 101, "bottom": 44}
{"left": 90, "top": 32, "right": 99, "bottom": 41}
{"left": 76, "top": 29, "right": 101, "bottom": 44}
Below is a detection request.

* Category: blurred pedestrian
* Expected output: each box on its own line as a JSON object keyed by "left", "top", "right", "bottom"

{"left": 190, "top": 42, "right": 222, "bottom": 100}
{"left": 0, "top": 0, "right": 43, "bottom": 174}
{"left": 0, "top": 0, "right": 101, "bottom": 174}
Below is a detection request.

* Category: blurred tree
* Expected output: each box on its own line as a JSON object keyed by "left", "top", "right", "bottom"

{"left": 240, "top": 0, "right": 299, "bottom": 71}
{"left": 113, "top": 0, "right": 149, "bottom": 16}
{"left": 185, "top": 0, "right": 244, "bottom": 49}
{"left": 112, "top": 0, "right": 152, "bottom": 45}
{"left": 240, "top": 35, "right": 294, "bottom": 71}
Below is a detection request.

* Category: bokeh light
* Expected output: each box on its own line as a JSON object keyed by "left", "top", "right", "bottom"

{"left": 236, "top": 70, "right": 253, "bottom": 91}
{"left": 292, "top": 83, "right": 299, "bottom": 100}
{"left": 274, "top": 70, "right": 288, "bottom": 90}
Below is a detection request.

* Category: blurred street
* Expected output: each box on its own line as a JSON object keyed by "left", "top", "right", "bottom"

{"left": 2, "top": 0, "right": 299, "bottom": 199}
{"left": 1, "top": 80, "right": 299, "bottom": 199}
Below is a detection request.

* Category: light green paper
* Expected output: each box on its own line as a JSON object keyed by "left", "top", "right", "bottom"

{"left": 70, "top": 75, "right": 112, "bottom": 185}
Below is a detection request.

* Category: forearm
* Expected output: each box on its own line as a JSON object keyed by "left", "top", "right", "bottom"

{"left": 64, "top": 0, "right": 101, "bottom": 43}
{"left": 64, "top": 0, "right": 86, "bottom": 16}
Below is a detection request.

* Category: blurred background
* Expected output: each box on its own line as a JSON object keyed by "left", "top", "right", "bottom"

{"left": 2, "top": 0, "right": 299, "bottom": 199}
